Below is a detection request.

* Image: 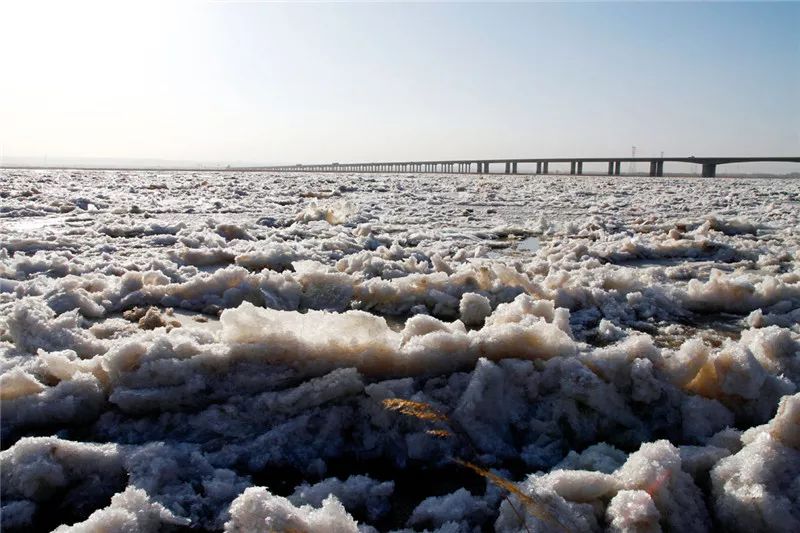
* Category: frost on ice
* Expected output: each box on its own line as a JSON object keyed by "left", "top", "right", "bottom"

{"left": 1, "top": 169, "right": 799, "bottom": 531}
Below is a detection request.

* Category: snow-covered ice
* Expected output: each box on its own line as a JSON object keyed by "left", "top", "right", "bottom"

{"left": 1, "top": 169, "right": 799, "bottom": 531}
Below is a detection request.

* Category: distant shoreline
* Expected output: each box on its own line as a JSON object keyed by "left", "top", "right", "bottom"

{"left": 1, "top": 165, "right": 798, "bottom": 179}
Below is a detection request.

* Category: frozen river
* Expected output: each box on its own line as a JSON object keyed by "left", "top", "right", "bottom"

{"left": 1, "top": 169, "right": 799, "bottom": 531}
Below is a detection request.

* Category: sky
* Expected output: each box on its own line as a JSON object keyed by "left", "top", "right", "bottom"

{"left": 1, "top": 1, "right": 798, "bottom": 172}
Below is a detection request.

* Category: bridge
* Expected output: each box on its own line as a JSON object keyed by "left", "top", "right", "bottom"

{"left": 256, "top": 156, "right": 800, "bottom": 178}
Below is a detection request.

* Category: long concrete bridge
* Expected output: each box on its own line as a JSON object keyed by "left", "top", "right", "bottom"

{"left": 256, "top": 156, "right": 800, "bottom": 178}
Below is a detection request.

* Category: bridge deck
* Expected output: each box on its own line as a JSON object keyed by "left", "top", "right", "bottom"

{"left": 253, "top": 156, "right": 799, "bottom": 178}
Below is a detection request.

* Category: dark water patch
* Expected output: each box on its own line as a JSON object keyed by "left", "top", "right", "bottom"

{"left": 1, "top": 468, "right": 127, "bottom": 533}
{"left": 517, "top": 236, "right": 540, "bottom": 252}
{"left": 252, "top": 457, "right": 494, "bottom": 531}
{"left": 486, "top": 235, "right": 541, "bottom": 259}
{"left": 651, "top": 313, "right": 744, "bottom": 349}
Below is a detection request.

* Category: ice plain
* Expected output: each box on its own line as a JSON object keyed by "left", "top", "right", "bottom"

{"left": 1, "top": 169, "right": 799, "bottom": 532}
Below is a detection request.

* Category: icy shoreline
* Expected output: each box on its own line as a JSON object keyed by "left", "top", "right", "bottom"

{"left": 1, "top": 170, "right": 799, "bottom": 532}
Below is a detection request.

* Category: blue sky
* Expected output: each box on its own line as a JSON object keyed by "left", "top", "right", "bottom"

{"left": 1, "top": 1, "right": 798, "bottom": 171}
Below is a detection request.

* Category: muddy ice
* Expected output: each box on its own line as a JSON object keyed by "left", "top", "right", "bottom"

{"left": 1, "top": 169, "right": 799, "bottom": 532}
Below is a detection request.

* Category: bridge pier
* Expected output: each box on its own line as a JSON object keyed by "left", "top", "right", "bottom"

{"left": 570, "top": 161, "right": 576, "bottom": 175}
{"left": 542, "top": 161, "right": 549, "bottom": 174}
{"left": 505, "top": 162, "right": 511, "bottom": 174}
{"left": 577, "top": 161, "right": 583, "bottom": 175}
{"left": 656, "top": 161, "right": 664, "bottom": 177}
{"left": 649, "top": 161, "right": 657, "bottom": 177}
{"left": 701, "top": 163, "right": 716, "bottom": 178}
{"left": 512, "top": 162, "right": 518, "bottom": 173}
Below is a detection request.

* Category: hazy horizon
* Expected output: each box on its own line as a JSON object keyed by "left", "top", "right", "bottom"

{"left": 2, "top": 2, "right": 799, "bottom": 173}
